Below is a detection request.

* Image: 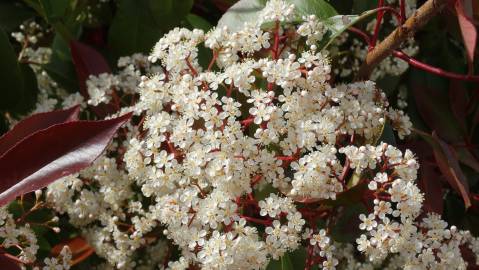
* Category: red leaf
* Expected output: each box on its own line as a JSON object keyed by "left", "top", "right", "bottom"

{"left": 401, "top": 141, "right": 444, "bottom": 214}
{"left": 51, "top": 236, "right": 94, "bottom": 266}
{"left": 0, "top": 254, "right": 21, "bottom": 270}
{"left": 431, "top": 132, "right": 471, "bottom": 208}
{"left": 0, "top": 112, "right": 132, "bottom": 206}
{"left": 413, "top": 85, "right": 464, "bottom": 142}
{"left": 0, "top": 106, "right": 80, "bottom": 157}
{"left": 69, "top": 41, "right": 115, "bottom": 117}
{"left": 69, "top": 40, "right": 110, "bottom": 98}
{"left": 419, "top": 164, "right": 444, "bottom": 214}
{"left": 449, "top": 80, "right": 469, "bottom": 132}
{"left": 455, "top": 0, "right": 477, "bottom": 74}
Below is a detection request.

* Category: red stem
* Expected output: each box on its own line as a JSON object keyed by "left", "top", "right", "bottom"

{"left": 400, "top": 0, "right": 406, "bottom": 23}
{"left": 272, "top": 21, "right": 280, "bottom": 60}
{"left": 185, "top": 57, "right": 198, "bottom": 77}
{"left": 348, "top": 27, "right": 372, "bottom": 46}
{"left": 375, "top": 7, "right": 403, "bottom": 26}
{"left": 240, "top": 215, "right": 272, "bottom": 226}
{"left": 208, "top": 50, "right": 218, "bottom": 71}
{"left": 370, "top": 0, "right": 385, "bottom": 49}
{"left": 393, "top": 50, "right": 479, "bottom": 82}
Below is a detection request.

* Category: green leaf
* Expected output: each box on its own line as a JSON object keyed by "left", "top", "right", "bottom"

{"left": 351, "top": 0, "right": 376, "bottom": 14}
{"left": 108, "top": 0, "right": 193, "bottom": 58}
{"left": 0, "top": 1, "right": 35, "bottom": 32}
{"left": 187, "top": 14, "right": 213, "bottom": 32}
{"left": 267, "top": 252, "right": 294, "bottom": 270}
{"left": 0, "top": 28, "right": 24, "bottom": 111}
{"left": 321, "top": 9, "right": 380, "bottom": 49}
{"left": 288, "top": 0, "right": 337, "bottom": 19}
{"left": 43, "top": 34, "right": 79, "bottom": 93}
{"left": 38, "top": 0, "right": 69, "bottom": 22}
{"left": 218, "top": 0, "right": 337, "bottom": 31}
{"left": 217, "top": 0, "right": 265, "bottom": 31}
{"left": 377, "top": 122, "right": 396, "bottom": 145}
{"left": 15, "top": 64, "right": 38, "bottom": 114}
{"left": 149, "top": 0, "right": 193, "bottom": 28}
{"left": 331, "top": 203, "right": 367, "bottom": 242}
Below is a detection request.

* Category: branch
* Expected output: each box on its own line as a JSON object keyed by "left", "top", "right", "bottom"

{"left": 357, "top": 0, "right": 449, "bottom": 79}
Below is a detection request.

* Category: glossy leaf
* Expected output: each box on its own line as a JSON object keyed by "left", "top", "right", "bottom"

{"left": 217, "top": 0, "right": 264, "bottom": 31}
{"left": 288, "top": 0, "right": 337, "bottom": 19}
{"left": 455, "top": 0, "right": 477, "bottom": 73}
{"left": 0, "top": 105, "right": 80, "bottom": 157}
{"left": 431, "top": 132, "right": 471, "bottom": 208}
{"left": 0, "top": 112, "right": 132, "bottom": 206}
{"left": 70, "top": 40, "right": 116, "bottom": 117}
{"left": 218, "top": 0, "right": 337, "bottom": 31}
{"left": 321, "top": 14, "right": 360, "bottom": 48}
{"left": 0, "top": 28, "right": 24, "bottom": 111}
{"left": 70, "top": 40, "right": 111, "bottom": 98}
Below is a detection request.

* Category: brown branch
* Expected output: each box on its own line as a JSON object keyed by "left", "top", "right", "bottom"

{"left": 357, "top": 0, "right": 449, "bottom": 79}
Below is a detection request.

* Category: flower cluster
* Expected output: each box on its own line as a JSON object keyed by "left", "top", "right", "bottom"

{"left": 3, "top": 0, "right": 478, "bottom": 269}
{"left": 0, "top": 205, "right": 72, "bottom": 269}
{"left": 342, "top": 143, "right": 479, "bottom": 269}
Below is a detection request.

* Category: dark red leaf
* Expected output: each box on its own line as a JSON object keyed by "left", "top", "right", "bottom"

{"left": 69, "top": 41, "right": 115, "bottom": 117}
{"left": 0, "top": 106, "right": 80, "bottom": 157}
{"left": 413, "top": 84, "right": 464, "bottom": 142}
{"left": 51, "top": 236, "right": 94, "bottom": 266}
{"left": 455, "top": 0, "right": 477, "bottom": 74}
{"left": 401, "top": 140, "right": 444, "bottom": 214}
{"left": 419, "top": 163, "right": 444, "bottom": 214}
{"left": 69, "top": 40, "right": 110, "bottom": 98}
{"left": 431, "top": 132, "right": 471, "bottom": 208}
{"left": 0, "top": 254, "right": 21, "bottom": 270}
{"left": 449, "top": 80, "right": 469, "bottom": 132}
{"left": 0, "top": 112, "right": 132, "bottom": 206}
{"left": 456, "top": 147, "right": 479, "bottom": 173}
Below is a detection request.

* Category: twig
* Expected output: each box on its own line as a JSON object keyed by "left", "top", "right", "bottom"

{"left": 357, "top": 0, "right": 449, "bottom": 79}
{"left": 370, "top": 0, "right": 385, "bottom": 49}
{"left": 392, "top": 50, "right": 479, "bottom": 82}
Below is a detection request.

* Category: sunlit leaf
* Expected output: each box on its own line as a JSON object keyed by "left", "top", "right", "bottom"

{"left": 0, "top": 112, "right": 132, "bottom": 206}
{"left": 218, "top": 0, "right": 337, "bottom": 31}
